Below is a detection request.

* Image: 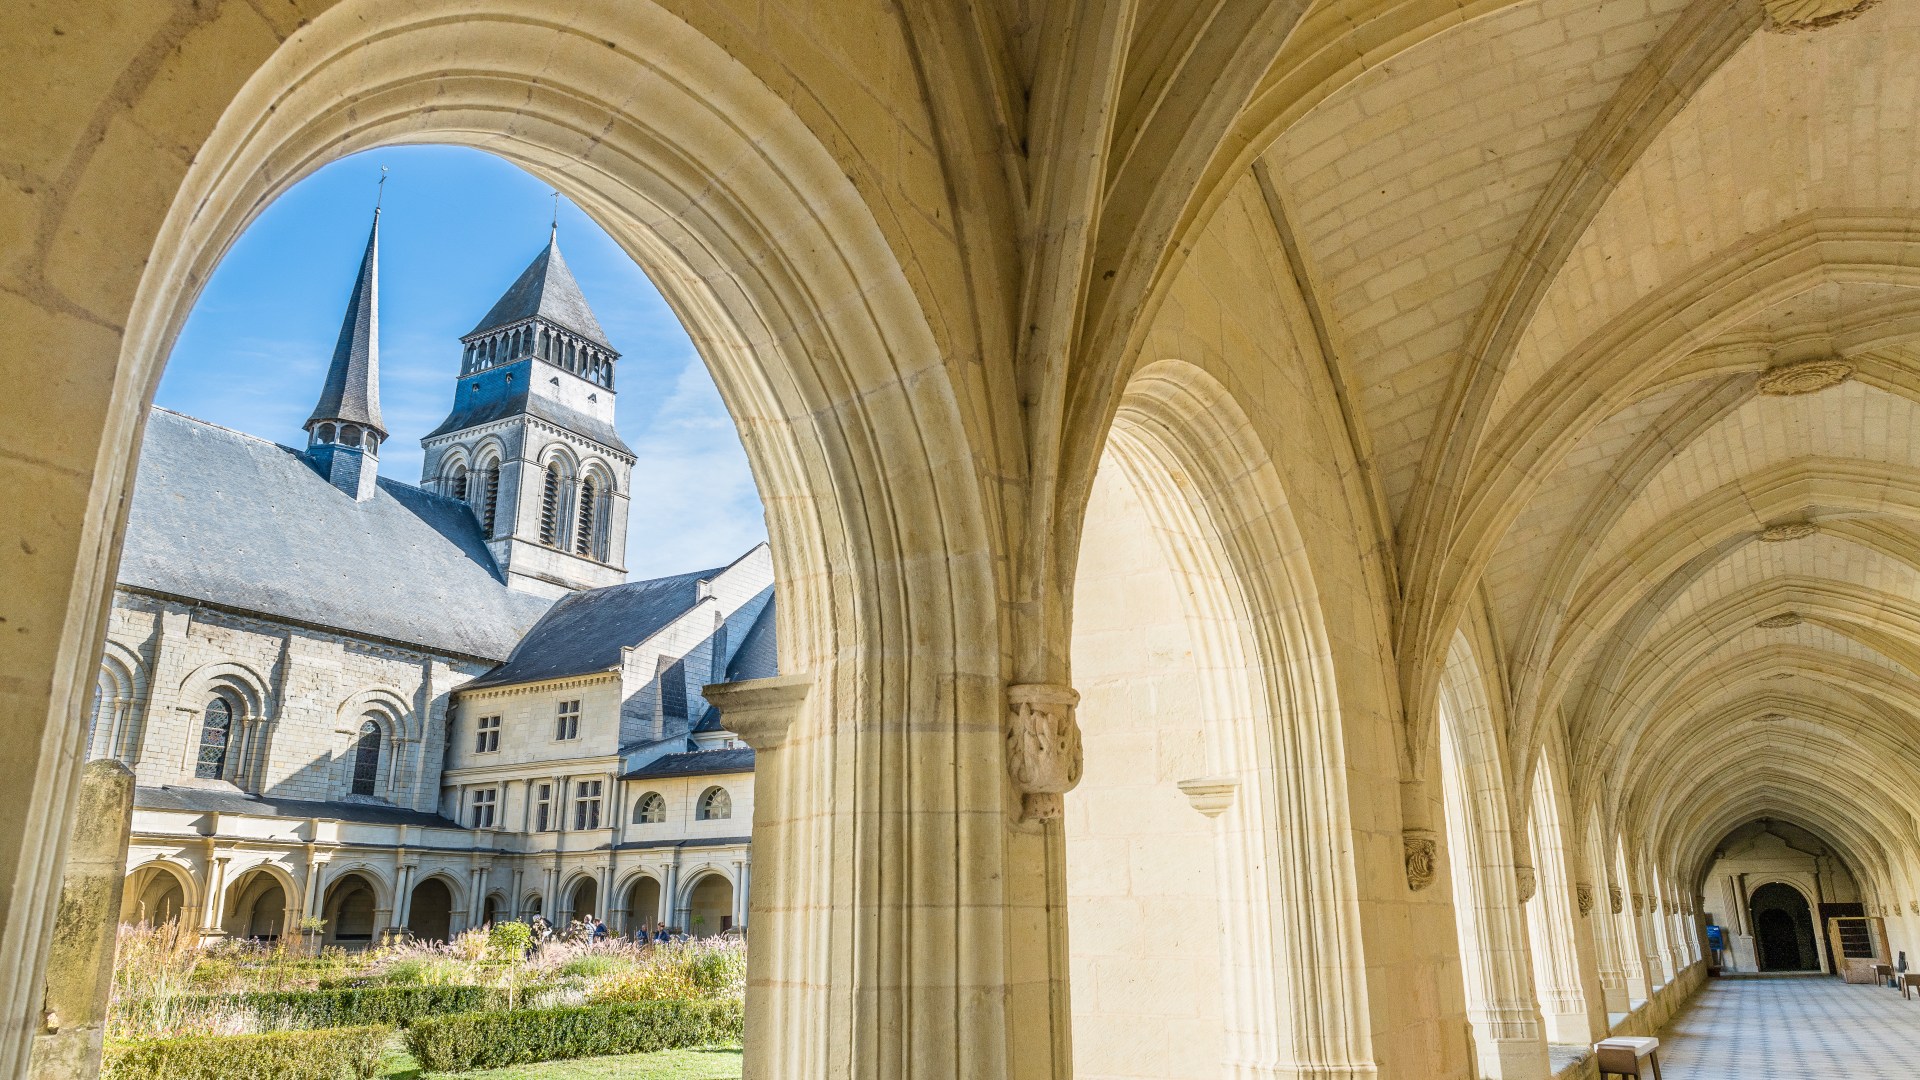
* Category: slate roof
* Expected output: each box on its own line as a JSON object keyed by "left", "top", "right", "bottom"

{"left": 465, "top": 234, "right": 614, "bottom": 350}
{"left": 306, "top": 212, "right": 385, "bottom": 434}
{"left": 621, "top": 748, "right": 755, "bottom": 780}
{"left": 693, "top": 597, "right": 778, "bottom": 733}
{"left": 135, "top": 785, "right": 461, "bottom": 829}
{"left": 120, "top": 409, "right": 553, "bottom": 661}
{"left": 462, "top": 564, "right": 724, "bottom": 689}
{"left": 421, "top": 358, "right": 632, "bottom": 454}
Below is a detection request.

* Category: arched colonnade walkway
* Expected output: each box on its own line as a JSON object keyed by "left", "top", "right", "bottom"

{"left": 11, "top": 2, "right": 1920, "bottom": 1078}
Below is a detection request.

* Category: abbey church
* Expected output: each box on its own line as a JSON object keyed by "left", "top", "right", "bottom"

{"left": 98, "top": 210, "right": 774, "bottom": 948}
{"left": 8, "top": 1, "right": 1920, "bottom": 1078}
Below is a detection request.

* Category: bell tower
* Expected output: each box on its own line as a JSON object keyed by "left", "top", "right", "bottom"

{"left": 420, "top": 230, "right": 632, "bottom": 597}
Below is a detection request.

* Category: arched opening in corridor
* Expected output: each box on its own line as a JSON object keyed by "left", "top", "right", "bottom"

{"left": 120, "top": 863, "right": 190, "bottom": 928}
{"left": 223, "top": 868, "right": 290, "bottom": 942}
{"left": 626, "top": 876, "right": 662, "bottom": 936}
{"left": 481, "top": 892, "right": 502, "bottom": 928}
{"left": 564, "top": 877, "right": 599, "bottom": 927}
{"left": 1063, "top": 362, "right": 1370, "bottom": 1078}
{"left": 323, "top": 873, "right": 381, "bottom": 947}
{"left": 685, "top": 872, "right": 733, "bottom": 937}
{"left": 408, "top": 877, "right": 456, "bottom": 943}
{"left": 1750, "top": 883, "right": 1819, "bottom": 973}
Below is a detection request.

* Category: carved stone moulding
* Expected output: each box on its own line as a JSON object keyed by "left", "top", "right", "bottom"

{"left": 1631, "top": 893, "right": 1647, "bottom": 917}
{"left": 1756, "top": 356, "right": 1854, "bottom": 394}
{"left": 1006, "top": 683, "right": 1083, "bottom": 822}
{"left": 1576, "top": 883, "right": 1595, "bottom": 917}
{"left": 1404, "top": 829, "right": 1439, "bottom": 892}
{"left": 1757, "top": 712, "right": 1789, "bottom": 723}
{"left": 1758, "top": 521, "right": 1818, "bottom": 542}
{"left": 1176, "top": 776, "right": 1239, "bottom": 818}
{"left": 1609, "top": 885, "right": 1625, "bottom": 915}
{"left": 1515, "top": 865, "right": 1537, "bottom": 904}
{"left": 1910, "top": 899, "right": 1919, "bottom": 917}
{"left": 1757, "top": 612, "right": 1804, "bottom": 629}
{"left": 1763, "top": 0, "right": 1879, "bottom": 33}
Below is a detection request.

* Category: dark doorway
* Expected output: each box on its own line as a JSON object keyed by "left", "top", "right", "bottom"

{"left": 408, "top": 878, "right": 454, "bottom": 942}
{"left": 1751, "top": 882, "right": 1819, "bottom": 971}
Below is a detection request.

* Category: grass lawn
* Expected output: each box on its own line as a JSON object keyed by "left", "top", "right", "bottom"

{"left": 380, "top": 1047, "right": 743, "bottom": 1080}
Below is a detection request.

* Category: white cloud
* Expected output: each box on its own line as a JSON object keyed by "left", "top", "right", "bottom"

{"left": 621, "top": 357, "right": 768, "bottom": 579}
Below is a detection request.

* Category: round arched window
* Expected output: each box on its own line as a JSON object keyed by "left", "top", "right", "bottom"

{"left": 195, "top": 695, "right": 234, "bottom": 779}
{"left": 633, "top": 791, "right": 666, "bottom": 824}
{"left": 350, "top": 718, "right": 381, "bottom": 797}
{"left": 697, "top": 786, "right": 732, "bottom": 821}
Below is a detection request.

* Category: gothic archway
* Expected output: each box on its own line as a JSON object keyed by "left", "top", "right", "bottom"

{"left": 1750, "top": 882, "right": 1819, "bottom": 973}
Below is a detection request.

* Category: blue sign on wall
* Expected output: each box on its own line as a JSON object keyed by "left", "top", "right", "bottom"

{"left": 1706, "top": 925, "right": 1725, "bottom": 950}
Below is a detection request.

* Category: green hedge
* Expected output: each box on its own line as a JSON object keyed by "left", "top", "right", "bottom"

{"left": 103, "top": 1024, "right": 389, "bottom": 1080}
{"left": 118, "top": 984, "right": 512, "bottom": 1032}
{"left": 405, "top": 998, "right": 743, "bottom": 1072}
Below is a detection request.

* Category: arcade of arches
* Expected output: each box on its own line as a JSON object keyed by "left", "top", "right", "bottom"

{"left": 6, "top": 1, "right": 1920, "bottom": 1078}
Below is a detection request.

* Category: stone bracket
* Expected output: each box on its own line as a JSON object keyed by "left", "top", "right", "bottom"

{"left": 1176, "top": 776, "right": 1239, "bottom": 817}
{"left": 701, "top": 674, "right": 812, "bottom": 752}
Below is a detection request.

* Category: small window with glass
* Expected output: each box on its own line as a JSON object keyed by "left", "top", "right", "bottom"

{"left": 534, "top": 783, "right": 553, "bottom": 832}
{"left": 555, "top": 700, "right": 581, "bottom": 741}
{"left": 475, "top": 714, "right": 501, "bottom": 753}
{"left": 633, "top": 791, "right": 666, "bottom": 825}
{"left": 574, "top": 779, "right": 603, "bottom": 830}
{"left": 470, "top": 787, "right": 497, "bottom": 828}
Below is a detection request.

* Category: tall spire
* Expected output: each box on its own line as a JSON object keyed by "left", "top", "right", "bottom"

{"left": 306, "top": 206, "right": 385, "bottom": 501}
{"left": 464, "top": 231, "right": 612, "bottom": 350}
{"left": 306, "top": 209, "right": 385, "bottom": 438}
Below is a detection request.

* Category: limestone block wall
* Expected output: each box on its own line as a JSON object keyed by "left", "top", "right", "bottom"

{"left": 92, "top": 590, "right": 481, "bottom": 812}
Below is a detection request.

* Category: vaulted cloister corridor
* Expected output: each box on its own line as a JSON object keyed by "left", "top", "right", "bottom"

{"left": 10, "top": 1, "right": 1920, "bottom": 1077}
{"left": 1654, "top": 977, "right": 1920, "bottom": 1079}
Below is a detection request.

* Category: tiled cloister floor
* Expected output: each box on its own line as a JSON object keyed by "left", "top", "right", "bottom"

{"left": 1652, "top": 975, "right": 1920, "bottom": 1078}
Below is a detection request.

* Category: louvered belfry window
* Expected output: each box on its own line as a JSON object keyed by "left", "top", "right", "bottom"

{"left": 481, "top": 466, "right": 500, "bottom": 535}
{"left": 575, "top": 477, "right": 598, "bottom": 558}
{"left": 195, "top": 696, "right": 233, "bottom": 779}
{"left": 540, "top": 464, "right": 563, "bottom": 545}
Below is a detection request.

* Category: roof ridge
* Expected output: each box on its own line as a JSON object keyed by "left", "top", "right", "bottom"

{"left": 149, "top": 407, "right": 466, "bottom": 508}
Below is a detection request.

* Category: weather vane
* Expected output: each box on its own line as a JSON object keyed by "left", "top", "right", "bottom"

{"left": 550, "top": 190, "right": 560, "bottom": 239}
{"left": 376, "top": 165, "right": 388, "bottom": 211}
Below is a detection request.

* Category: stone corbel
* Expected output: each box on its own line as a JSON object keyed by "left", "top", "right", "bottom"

{"left": 1576, "top": 883, "right": 1595, "bottom": 917}
{"left": 1005, "top": 683, "right": 1083, "bottom": 822}
{"left": 1176, "top": 777, "right": 1238, "bottom": 818}
{"left": 1404, "top": 829, "right": 1439, "bottom": 891}
{"left": 701, "top": 674, "right": 812, "bottom": 752}
{"left": 1609, "top": 885, "right": 1624, "bottom": 915}
{"left": 1514, "top": 865, "right": 1537, "bottom": 904}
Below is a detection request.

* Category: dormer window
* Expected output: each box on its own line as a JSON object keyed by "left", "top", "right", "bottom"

{"left": 633, "top": 791, "right": 666, "bottom": 824}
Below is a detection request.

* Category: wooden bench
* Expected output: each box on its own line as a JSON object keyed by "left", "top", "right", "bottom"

{"left": 1900, "top": 972, "right": 1920, "bottom": 1000}
{"left": 1596, "top": 1036, "right": 1662, "bottom": 1080}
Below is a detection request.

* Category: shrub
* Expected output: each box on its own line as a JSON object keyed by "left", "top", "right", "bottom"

{"left": 487, "top": 920, "right": 534, "bottom": 962}
{"left": 115, "top": 985, "right": 511, "bottom": 1035}
{"left": 405, "top": 999, "right": 743, "bottom": 1072}
{"left": 102, "top": 1024, "right": 388, "bottom": 1080}
{"left": 557, "top": 952, "right": 626, "bottom": 979}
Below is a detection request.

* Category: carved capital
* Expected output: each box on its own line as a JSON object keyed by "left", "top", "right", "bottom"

{"left": 1006, "top": 683, "right": 1082, "bottom": 822}
{"left": 1758, "top": 521, "right": 1817, "bottom": 542}
{"left": 1576, "top": 883, "right": 1595, "bottom": 917}
{"left": 1910, "top": 900, "right": 1919, "bottom": 917}
{"left": 1404, "top": 829, "right": 1438, "bottom": 891}
{"left": 1757, "top": 612, "right": 1803, "bottom": 629}
{"left": 702, "top": 674, "right": 811, "bottom": 752}
{"left": 1514, "top": 865, "right": 1537, "bottom": 904}
{"left": 1609, "top": 885, "right": 1624, "bottom": 915}
{"left": 1176, "top": 776, "right": 1239, "bottom": 818}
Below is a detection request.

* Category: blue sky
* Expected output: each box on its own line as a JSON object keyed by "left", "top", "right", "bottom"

{"left": 160, "top": 145, "right": 766, "bottom": 579}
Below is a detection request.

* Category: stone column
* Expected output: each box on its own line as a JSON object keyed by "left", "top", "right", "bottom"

{"left": 198, "top": 845, "right": 230, "bottom": 943}
{"left": 466, "top": 866, "right": 486, "bottom": 927}
{"left": 659, "top": 861, "right": 679, "bottom": 931}
{"left": 389, "top": 862, "right": 415, "bottom": 941}
{"left": 1589, "top": 880, "right": 1630, "bottom": 1013}
{"left": 735, "top": 857, "right": 751, "bottom": 932}
{"left": 27, "top": 761, "right": 134, "bottom": 1080}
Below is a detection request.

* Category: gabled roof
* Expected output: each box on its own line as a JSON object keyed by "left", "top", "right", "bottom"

{"left": 306, "top": 211, "right": 385, "bottom": 435}
{"left": 135, "top": 785, "right": 461, "bottom": 829}
{"left": 460, "top": 564, "right": 724, "bottom": 690}
{"left": 693, "top": 596, "right": 778, "bottom": 732}
{"left": 621, "top": 747, "right": 755, "bottom": 780}
{"left": 465, "top": 233, "right": 613, "bottom": 349}
{"left": 120, "top": 409, "right": 553, "bottom": 661}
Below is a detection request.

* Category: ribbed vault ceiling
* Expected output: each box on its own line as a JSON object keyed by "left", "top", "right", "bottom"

{"left": 1240, "top": 0, "right": 1918, "bottom": 880}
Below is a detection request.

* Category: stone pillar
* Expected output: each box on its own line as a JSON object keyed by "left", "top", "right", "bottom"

{"left": 1589, "top": 881, "right": 1630, "bottom": 1013}
{"left": 466, "top": 866, "right": 486, "bottom": 927}
{"left": 735, "top": 858, "right": 751, "bottom": 932}
{"left": 198, "top": 846, "right": 230, "bottom": 943}
{"left": 27, "top": 761, "right": 134, "bottom": 1080}
{"left": 510, "top": 867, "right": 526, "bottom": 919}
{"left": 660, "top": 861, "right": 679, "bottom": 931}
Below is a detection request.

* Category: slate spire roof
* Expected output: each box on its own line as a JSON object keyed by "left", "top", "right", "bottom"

{"left": 464, "top": 231, "right": 614, "bottom": 350}
{"left": 306, "top": 210, "right": 385, "bottom": 437}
